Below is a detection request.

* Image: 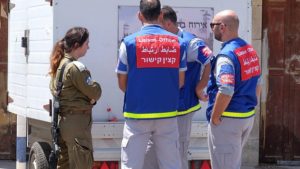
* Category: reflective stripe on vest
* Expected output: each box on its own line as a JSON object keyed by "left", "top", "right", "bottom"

{"left": 222, "top": 109, "right": 255, "bottom": 118}
{"left": 124, "top": 111, "right": 178, "bottom": 119}
{"left": 177, "top": 104, "right": 201, "bottom": 116}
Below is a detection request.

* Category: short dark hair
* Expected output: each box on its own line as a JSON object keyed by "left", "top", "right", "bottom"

{"left": 161, "top": 5, "right": 177, "bottom": 24}
{"left": 139, "top": 0, "right": 161, "bottom": 21}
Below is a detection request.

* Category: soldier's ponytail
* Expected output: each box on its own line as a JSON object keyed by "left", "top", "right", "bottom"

{"left": 49, "top": 39, "right": 65, "bottom": 77}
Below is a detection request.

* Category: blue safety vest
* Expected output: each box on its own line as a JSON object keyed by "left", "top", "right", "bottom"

{"left": 178, "top": 31, "right": 201, "bottom": 116}
{"left": 122, "top": 25, "right": 186, "bottom": 119}
{"left": 206, "top": 38, "right": 260, "bottom": 121}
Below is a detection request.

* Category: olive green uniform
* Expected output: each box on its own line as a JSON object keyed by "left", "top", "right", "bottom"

{"left": 50, "top": 54, "right": 101, "bottom": 169}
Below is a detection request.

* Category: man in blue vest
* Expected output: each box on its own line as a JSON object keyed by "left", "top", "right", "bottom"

{"left": 207, "top": 10, "right": 261, "bottom": 169}
{"left": 116, "top": 0, "right": 187, "bottom": 169}
{"left": 143, "top": 5, "right": 212, "bottom": 169}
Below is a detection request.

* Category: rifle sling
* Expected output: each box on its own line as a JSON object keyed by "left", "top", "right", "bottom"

{"left": 56, "top": 59, "right": 71, "bottom": 96}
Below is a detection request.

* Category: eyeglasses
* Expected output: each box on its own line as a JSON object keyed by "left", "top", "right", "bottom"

{"left": 210, "top": 22, "right": 222, "bottom": 29}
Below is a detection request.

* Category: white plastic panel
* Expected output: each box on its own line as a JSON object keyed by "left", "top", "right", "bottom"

{"left": 8, "top": 0, "right": 53, "bottom": 121}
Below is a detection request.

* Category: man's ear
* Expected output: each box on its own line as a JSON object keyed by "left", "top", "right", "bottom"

{"left": 158, "top": 11, "right": 163, "bottom": 21}
{"left": 138, "top": 12, "right": 144, "bottom": 23}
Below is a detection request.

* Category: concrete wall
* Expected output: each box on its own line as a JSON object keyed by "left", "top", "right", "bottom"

{"left": 242, "top": 0, "right": 263, "bottom": 167}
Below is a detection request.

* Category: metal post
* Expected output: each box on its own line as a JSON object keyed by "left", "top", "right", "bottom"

{"left": 16, "top": 115, "right": 27, "bottom": 169}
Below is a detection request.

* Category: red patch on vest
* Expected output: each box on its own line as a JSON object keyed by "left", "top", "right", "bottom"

{"left": 136, "top": 35, "right": 180, "bottom": 68}
{"left": 220, "top": 74, "right": 235, "bottom": 85}
{"left": 202, "top": 46, "right": 212, "bottom": 58}
{"left": 234, "top": 45, "right": 261, "bottom": 81}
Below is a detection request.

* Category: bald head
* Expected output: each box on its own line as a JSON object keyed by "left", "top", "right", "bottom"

{"left": 214, "top": 10, "right": 239, "bottom": 32}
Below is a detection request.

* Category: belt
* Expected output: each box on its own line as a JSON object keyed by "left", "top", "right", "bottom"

{"left": 60, "top": 109, "right": 91, "bottom": 116}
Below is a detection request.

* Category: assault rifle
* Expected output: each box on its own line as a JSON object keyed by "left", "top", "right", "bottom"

{"left": 49, "top": 96, "right": 61, "bottom": 169}
{"left": 49, "top": 61, "right": 70, "bottom": 169}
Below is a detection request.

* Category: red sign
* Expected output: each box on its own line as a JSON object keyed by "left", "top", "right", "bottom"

{"left": 234, "top": 45, "right": 261, "bottom": 81}
{"left": 136, "top": 35, "right": 180, "bottom": 68}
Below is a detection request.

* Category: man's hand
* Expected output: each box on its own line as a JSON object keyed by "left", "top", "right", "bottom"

{"left": 196, "top": 90, "right": 208, "bottom": 102}
{"left": 211, "top": 116, "right": 222, "bottom": 125}
{"left": 211, "top": 92, "right": 232, "bottom": 126}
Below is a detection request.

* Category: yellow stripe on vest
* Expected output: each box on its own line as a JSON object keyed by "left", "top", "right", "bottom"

{"left": 124, "top": 111, "right": 178, "bottom": 119}
{"left": 222, "top": 109, "right": 255, "bottom": 118}
{"left": 177, "top": 104, "right": 201, "bottom": 116}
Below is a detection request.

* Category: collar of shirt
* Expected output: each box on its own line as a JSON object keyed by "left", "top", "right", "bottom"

{"left": 221, "top": 37, "right": 241, "bottom": 49}
{"left": 140, "top": 24, "right": 162, "bottom": 30}
{"left": 64, "top": 53, "right": 77, "bottom": 61}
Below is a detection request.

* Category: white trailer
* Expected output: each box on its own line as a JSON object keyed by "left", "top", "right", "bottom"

{"left": 7, "top": 0, "right": 252, "bottom": 168}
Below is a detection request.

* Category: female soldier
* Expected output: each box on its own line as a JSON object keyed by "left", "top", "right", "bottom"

{"left": 49, "top": 27, "right": 101, "bottom": 169}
